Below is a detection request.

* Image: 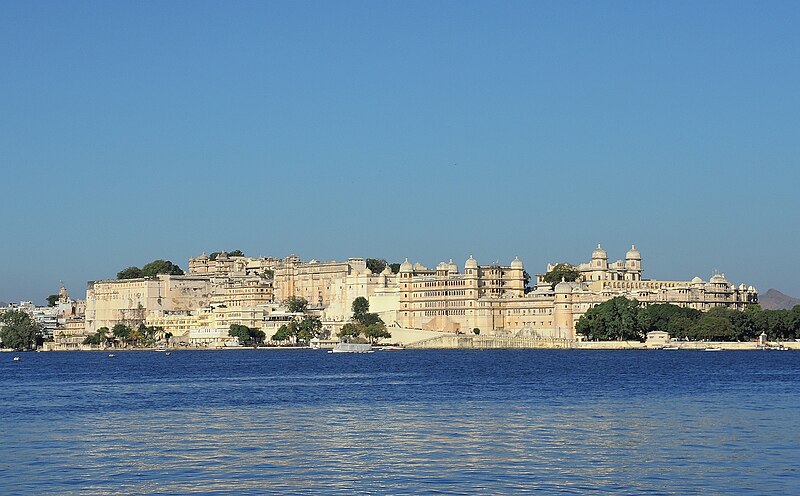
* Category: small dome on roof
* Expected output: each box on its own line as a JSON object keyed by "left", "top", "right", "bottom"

{"left": 381, "top": 266, "right": 392, "bottom": 275}
{"left": 399, "top": 258, "right": 412, "bottom": 272}
{"left": 511, "top": 256, "right": 524, "bottom": 269}
{"left": 710, "top": 273, "right": 728, "bottom": 283}
{"left": 555, "top": 279, "right": 572, "bottom": 293}
{"left": 465, "top": 255, "right": 478, "bottom": 269}
{"left": 691, "top": 276, "right": 704, "bottom": 284}
{"left": 592, "top": 244, "right": 607, "bottom": 260}
{"left": 436, "top": 262, "right": 448, "bottom": 271}
{"left": 448, "top": 259, "right": 458, "bottom": 273}
{"left": 198, "top": 251, "right": 208, "bottom": 260}
{"left": 748, "top": 286, "right": 756, "bottom": 292}
{"left": 626, "top": 245, "right": 641, "bottom": 260}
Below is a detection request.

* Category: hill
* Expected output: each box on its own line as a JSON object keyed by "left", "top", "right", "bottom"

{"left": 759, "top": 289, "right": 800, "bottom": 310}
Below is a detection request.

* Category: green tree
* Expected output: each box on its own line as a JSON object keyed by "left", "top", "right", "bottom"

{"left": 297, "top": 316, "right": 322, "bottom": 343}
{"left": 639, "top": 304, "right": 701, "bottom": 335}
{"left": 142, "top": 260, "right": 184, "bottom": 277}
{"left": 272, "top": 324, "right": 293, "bottom": 342}
{"left": 285, "top": 297, "right": 308, "bottom": 313}
{"left": 363, "top": 321, "right": 391, "bottom": 343}
{"left": 46, "top": 294, "right": 60, "bottom": 307}
{"left": 366, "top": 258, "right": 388, "bottom": 274}
{"left": 262, "top": 269, "right": 275, "bottom": 279}
{"left": 389, "top": 263, "right": 401, "bottom": 274}
{"left": 229, "top": 250, "right": 244, "bottom": 257}
{"left": 523, "top": 271, "right": 532, "bottom": 293}
{"left": 352, "top": 297, "right": 370, "bottom": 321}
{"left": 575, "top": 296, "right": 644, "bottom": 341}
{"left": 117, "top": 266, "right": 144, "bottom": 279}
{"left": 0, "top": 310, "right": 40, "bottom": 350}
{"left": 543, "top": 263, "right": 580, "bottom": 286}
{"left": 691, "top": 315, "right": 736, "bottom": 341}
{"left": 112, "top": 323, "right": 133, "bottom": 346}
{"left": 82, "top": 333, "right": 103, "bottom": 346}
{"left": 473, "top": 328, "right": 480, "bottom": 335}
{"left": 338, "top": 322, "right": 362, "bottom": 339}
{"left": 229, "top": 324, "right": 254, "bottom": 345}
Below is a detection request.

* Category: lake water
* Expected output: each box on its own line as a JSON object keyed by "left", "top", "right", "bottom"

{"left": 1, "top": 349, "right": 798, "bottom": 495}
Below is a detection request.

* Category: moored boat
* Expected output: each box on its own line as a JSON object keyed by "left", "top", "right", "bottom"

{"left": 328, "top": 342, "right": 373, "bottom": 353}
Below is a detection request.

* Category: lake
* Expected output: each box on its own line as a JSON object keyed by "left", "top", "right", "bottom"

{"left": 1, "top": 349, "right": 798, "bottom": 494}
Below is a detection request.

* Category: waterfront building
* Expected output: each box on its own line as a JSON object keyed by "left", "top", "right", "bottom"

{"left": 85, "top": 274, "right": 212, "bottom": 333}
{"left": 272, "top": 257, "right": 367, "bottom": 307}
{"left": 396, "top": 256, "right": 526, "bottom": 333}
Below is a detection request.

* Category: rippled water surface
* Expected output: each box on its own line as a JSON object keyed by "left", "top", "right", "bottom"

{"left": 1, "top": 349, "right": 798, "bottom": 494}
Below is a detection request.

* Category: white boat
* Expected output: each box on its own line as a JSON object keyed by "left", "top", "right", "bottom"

{"left": 107, "top": 353, "right": 116, "bottom": 358}
{"left": 380, "top": 346, "right": 405, "bottom": 351}
{"left": 328, "top": 342, "right": 373, "bottom": 353}
{"left": 662, "top": 346, "right": 680, "bottom": 350}
{"left": 12, "top": 356, "right": 20, "bottom": 361}
{"left": 703, "top": 347, "right": 723, "bottom": 352}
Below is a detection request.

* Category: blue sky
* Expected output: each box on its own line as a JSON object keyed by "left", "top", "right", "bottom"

{"left": 1, "top": 1, "right": 799, "bottom": 304}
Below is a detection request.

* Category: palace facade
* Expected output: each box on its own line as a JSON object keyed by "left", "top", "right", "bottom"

{"left": 70, "top": 244, "right": 758, "bottom": 347}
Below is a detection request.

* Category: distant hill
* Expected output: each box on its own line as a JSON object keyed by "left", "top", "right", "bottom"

{"left": 759, "top": 289, "right": 800, "bottom": 310}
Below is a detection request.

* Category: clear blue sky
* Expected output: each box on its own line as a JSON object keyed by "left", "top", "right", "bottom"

{"left": 2, "top": 0, "right": 799, "bottom": 304}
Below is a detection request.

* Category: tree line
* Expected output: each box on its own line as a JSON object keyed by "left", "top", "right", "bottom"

{"left": 576, "top": 296, "right": 800, "bottom": 342}
{"left": 117, "top": 259, "right": 184, "bottom": 279}
{"left": 82, "top": 323, "right": 168, "bottom": 347}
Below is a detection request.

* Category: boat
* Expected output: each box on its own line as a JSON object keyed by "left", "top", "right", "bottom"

{"left": 12, "top": 356, "right": 20, "bottom": 361}
{"left": 328, "top": 342, "right": 373, "bottom": 353}
{"left": 165, "top": 352, "right": 171, "bottom": 356}
{"left": 107, "top": 353, "right": 116, "bottom": 358}
{"left": 703, "top": 347, "right": 723, "bottom": 352}
{"left": 380, "top": 346, "right": 405, "bottom": 351}
{"left": 662, "top": 346, "right": 680, "bottom": 351}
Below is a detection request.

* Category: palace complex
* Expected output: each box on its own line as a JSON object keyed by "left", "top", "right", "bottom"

{"left": 35, "top": 245, "right": 758, "bottom": 349}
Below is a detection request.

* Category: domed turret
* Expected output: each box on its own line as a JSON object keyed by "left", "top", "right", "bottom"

{"left": 381, "top": 266, "right": 392, "bottom": 276}
{"left": 710, "top": 273, "right": 727, "bottom": 284}
{"left": 399, "top": 258, "right": 412, "bottom": 273}
{"left": 465, "top": 255, "right": 478, "bottom": 269}
{"left": 592, "top": 244, "right": 608, "bottom": 260}
{"left": 448, "top": 259, "right": 458, "bottom": 274}
{"left": 625, "top": 245, "right": 641, "bottom": 260}
{"left": 555, "top": 279, "right": 572, "bottom": 294}
{"left": 510, "top": 256, "right": 524, "bottom": 269}
{"left": 691, "top": 276, "right": 704, "bottom": 284}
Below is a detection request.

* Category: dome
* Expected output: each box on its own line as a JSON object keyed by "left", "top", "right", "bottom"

{"left": 465, "top": 255, "right": 478, "bottom": 269}
{"left": 591, "top": 243, "right": 607, "bottom": 260}
{"left": 710, "top": 273, "right": 727, "bottom": 284}
{"left": 399, "top": 258, "right": 413, "bottom": 272}
{"left": 691, "top": 276, "right": 703, "bottom": 284}
{"left": 555, "top": 279, "right": 572, "bottom": 294}
{"left": 381, "top": 266, "right": 392, "bottom": 275}
{"left": 625, "top": 244, "right": 641, "bottom": 260}
{"left": 198, "top": 251, "right": 208, "bottom": 260}
{"left": 436, "top": 262, "right": 448, "bottom": 271}
{"left": 510, "top": 256, "right": 524, "bottom": 269}
{"left": 448, "top": 259, "right": 458, "bottom": 273}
